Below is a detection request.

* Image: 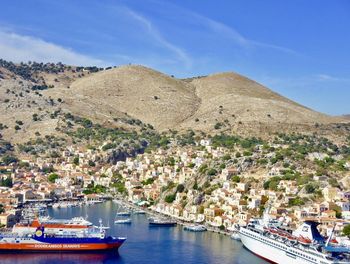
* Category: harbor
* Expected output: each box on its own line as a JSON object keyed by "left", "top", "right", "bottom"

{"left": 0, "top": 200, "right": 266, "bottom": 264}
{"left": 111, "top": 197, "right": 236, "bottom": 237}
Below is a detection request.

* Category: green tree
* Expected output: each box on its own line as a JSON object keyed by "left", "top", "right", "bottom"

{"left": 222, "top": 154, "right": 231, "bottom": 161}
{"left": 207, "top": 168, "right": 217, "bottom": 176}
{"left": 1, "top": 155, "right": 18, "bottom": 165}
{"left": 343, "top": 225, "right": 350, "bottom": 237}
{"left": 73, "top": 156, "right": 79, "bottom": 165}
{"left": 48, "top": 173, "right": 59, "bottom": 183}
{"left": 288, "top": 197, "right": 305, "bottom": 207}
{"left": 193, "top": 180, "right": 198, "bottom": 190}
{"left": 0, "top": 177, "right": 13, "bottom": 187}
{"left": 32, "top": 113, "right": 39, "bottom": 121}
{"left": 305, "top": 184, "right": 316, "bottom": 194}
{"left": 176, "top": 184, "right": 185, "bottom": 193}
{"left": 165, "top": 194, "right": 176, "bottom": 203}
{"left": 88, "top": 160, "right": 96, "bottom": 167}
{"left": 232, "top": 175, "right": 240, "bottom": 183}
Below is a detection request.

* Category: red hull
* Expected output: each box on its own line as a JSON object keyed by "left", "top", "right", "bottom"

{"left": 0, "top": 242, "right": 123, "bottom": 252}
{"left": 243, "top": 245, "right": 277, "bottom": 264}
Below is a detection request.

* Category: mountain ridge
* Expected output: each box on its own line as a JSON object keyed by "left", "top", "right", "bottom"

{"left": 0, "top": 60, "right": 348, "bottom": 143}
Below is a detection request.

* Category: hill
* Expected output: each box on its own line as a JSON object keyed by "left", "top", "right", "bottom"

{"left": 179, "top": 72, "right": 339, "bottom": 131}
{"left": 0, "top": 60, "right": 348, "bottom": 144}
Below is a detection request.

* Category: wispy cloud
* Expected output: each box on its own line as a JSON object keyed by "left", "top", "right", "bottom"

{"left": 314, "top": 74, "right": 350, "bottom": 82}
{"left": 150, "top": 1, "right": 301, "bottom": 56}
{"left": 0, "top": 28, "right": 108, "bottom": 66}
{"left": 194, "top": 13, "right": 300, "bottom": 56}
{"left": 122, "top": 7, "right": 192, "bottom": 69}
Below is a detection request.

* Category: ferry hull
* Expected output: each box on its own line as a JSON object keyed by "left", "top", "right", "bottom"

{"left": 0, "top": 242, "right": 124, "bottom": 252}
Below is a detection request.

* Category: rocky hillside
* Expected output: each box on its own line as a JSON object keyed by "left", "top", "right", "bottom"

{"left": 0, "top": 60, "right": 348, "bottom": 144}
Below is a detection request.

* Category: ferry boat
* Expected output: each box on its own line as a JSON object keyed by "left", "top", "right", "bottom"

{"left": 13, "top": 217, "right": 93, "bottom": 235}
{"left": 238, "top": 211, "right": 350, "bottom": 263}
{"left": 0, "top": 224, "right": 126, "bottom": 252}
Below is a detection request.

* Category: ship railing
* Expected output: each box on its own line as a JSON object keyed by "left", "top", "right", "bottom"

{"left": 0, "top": 228, "right": 12, "bottom": 233}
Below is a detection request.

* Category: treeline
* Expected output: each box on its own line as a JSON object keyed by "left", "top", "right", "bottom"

{"left": 0, "top": 59, "right": 108, "bottom": 81}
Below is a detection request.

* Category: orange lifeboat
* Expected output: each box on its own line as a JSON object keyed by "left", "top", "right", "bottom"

{"left": 330, "top": 238, "right": 338, "bottom": 244}
{"left": 298, "top": 236, "right": 312, "bottom": 245}
{"left": 269, "top": 228, "right": 278, "bottom": 234}
{"left": 287, "top": 234, "right": 297, "bottom": 242}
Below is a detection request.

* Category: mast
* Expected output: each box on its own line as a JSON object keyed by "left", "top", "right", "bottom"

{"left": 325, "top": 223, "right": 336, "bottom": 247}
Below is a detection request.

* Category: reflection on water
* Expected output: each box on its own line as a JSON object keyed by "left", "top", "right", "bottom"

{"left": 0, "top": 201, "right": 267, "bottom": 264}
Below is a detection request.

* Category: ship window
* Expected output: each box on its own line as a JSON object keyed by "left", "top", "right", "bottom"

{"left": 302, "top": 226, "right": 309, "bottom": 232}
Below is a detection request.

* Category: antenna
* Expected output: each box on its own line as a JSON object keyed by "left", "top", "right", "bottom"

{"left": 325, "top": 223, "right": 336, "bottom": 247}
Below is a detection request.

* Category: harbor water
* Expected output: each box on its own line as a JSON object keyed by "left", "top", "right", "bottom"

{"left": 0, "top": 201, "right": 267, "bottom": 264}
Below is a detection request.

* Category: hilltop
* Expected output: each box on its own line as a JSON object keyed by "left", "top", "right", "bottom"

{"left": 0, "top": 60, "right": 348, "bottom": 144}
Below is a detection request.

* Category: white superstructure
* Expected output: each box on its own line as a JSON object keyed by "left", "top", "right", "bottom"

{"left": 239, "top": 219, "right": 350, "bottom": 264}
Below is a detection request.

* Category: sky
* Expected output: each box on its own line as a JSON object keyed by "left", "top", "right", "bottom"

{"left": 0, "top": 0, "right": 349, "bottom": 115}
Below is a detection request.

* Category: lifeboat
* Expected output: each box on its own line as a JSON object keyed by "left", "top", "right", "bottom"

{"left": 269, "top": 228, "right": 278, "bottom": 234}
{"left": 277, "top": 231, "right": 287, "bottom": 238}
{"left": 330, "top": 238, "right": 338, "bottom": 244}
{"left": 286, "top": 234, "right": 297, "bottom": 242}
{"left": 298, "top": 236, "right": 312, "bottom": 245}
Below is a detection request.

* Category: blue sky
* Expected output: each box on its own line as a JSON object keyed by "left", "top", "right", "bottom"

{"left": 0, "top": 0, "right": 349, "bottom": 115}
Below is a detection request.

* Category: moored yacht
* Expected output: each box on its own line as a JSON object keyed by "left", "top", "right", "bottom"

{"left": 184, "top": 225, "right": 207, "bottom": 232}
{"left": 148, "top": 217, "right": 177, "bottom": 227}
{"left": 114, "top": 219, "right": 132, "bottom": 224}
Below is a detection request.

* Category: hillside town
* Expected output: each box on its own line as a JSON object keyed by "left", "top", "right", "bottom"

{"left": 1, "top": 132, "right": 350, "bottom": 240}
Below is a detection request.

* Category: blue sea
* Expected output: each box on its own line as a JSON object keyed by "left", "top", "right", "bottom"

{"left": 0, "top": 201, "right": 266, "bottom": 264}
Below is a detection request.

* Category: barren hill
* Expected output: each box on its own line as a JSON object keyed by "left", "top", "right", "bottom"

{"left": 51, "top": 65, "right": 201, "bottom": 130}
{"left": 0, "top": 60, "right": 348, "bottom": 143}
{"left": 179, "top": 72, "right": 339, "bottom": 131}
{"left": 48, "top": 66, "right": 341, "bottom": 131}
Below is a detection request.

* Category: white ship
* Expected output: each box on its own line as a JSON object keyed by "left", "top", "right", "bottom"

{"left": 238, "top": 212, "right": 350, "bottom": 263}
{"left": 13, "top": 217, "right": 93, "bottom": 235}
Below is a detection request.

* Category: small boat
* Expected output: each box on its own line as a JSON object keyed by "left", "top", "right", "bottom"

{"left": 149, "top": 218, "right": 177, "bottom": 227}
{"left": 184, "top": 225, "right": 207, "bottom": 232}
{"left": 116, "top": 211, "right": 131, "bottom": 217}
{"left": 133, "top": 210, "right": 146, "bottom": 215}
{"left": 231, "top": 232, "right": 241, "bottom": 241}
{"left": 52, "top": 203, "right": 61, "bottom": 209}
{"left": 116, "top": 206, "right": 131, "bottom": 217}
{"left": 114, "top": 219, "right": 132, "bottom": 224}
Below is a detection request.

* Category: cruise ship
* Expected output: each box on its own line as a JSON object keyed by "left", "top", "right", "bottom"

{"left": 238, "top": 213, "right": 350, "bottom": 263}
